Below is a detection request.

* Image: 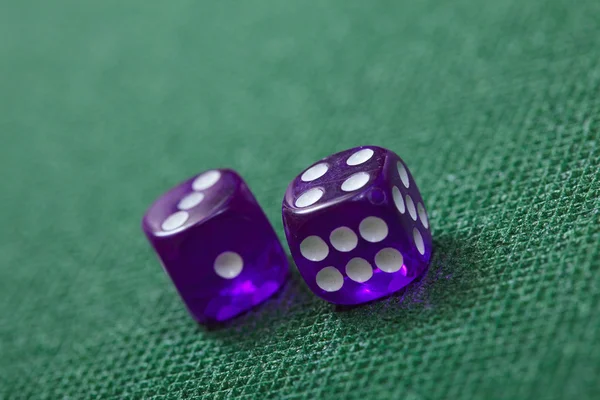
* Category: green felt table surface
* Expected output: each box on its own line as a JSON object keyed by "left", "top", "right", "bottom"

{"left": 1, "top": 0, "right": 599, "bottom": 399}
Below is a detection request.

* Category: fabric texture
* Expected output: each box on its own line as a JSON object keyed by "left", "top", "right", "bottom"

{"left": 1, "top": 0, "right": 599, "bottom": 399}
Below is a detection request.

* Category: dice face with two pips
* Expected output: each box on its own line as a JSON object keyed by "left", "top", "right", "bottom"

{"left": 142, "top": 169, "right": 288, "bottom": 324}
{"left": 282, "top": 146, "right": 432, "bottom": 305}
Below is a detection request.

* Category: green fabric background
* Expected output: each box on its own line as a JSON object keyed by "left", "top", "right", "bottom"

{"left": 1, "top": 0, "right": 599, "bottom": 398}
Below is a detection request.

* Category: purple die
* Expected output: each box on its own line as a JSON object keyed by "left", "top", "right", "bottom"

{"left": 282, "top": 146, "right": 432, "bottom": 305}
{"left": 142, "top": 169, "right": 288, "bottom": 324}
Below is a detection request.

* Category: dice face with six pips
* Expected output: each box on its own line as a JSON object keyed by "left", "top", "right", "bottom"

{"left": 282, "top": 146, "right": 432, "bottom": 305}
{"left": 142, "top": 169, "right": 288, "bottom": 324}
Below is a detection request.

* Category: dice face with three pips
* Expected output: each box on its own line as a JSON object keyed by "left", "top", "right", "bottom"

{"left": 282, "top": 146, "right": 432, "bottom": 305}
{"left": 142, "top": 169, "right": 288, "bottom": 324}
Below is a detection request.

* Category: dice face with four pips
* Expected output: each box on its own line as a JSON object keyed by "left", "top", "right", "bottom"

{"left": 282, "top": 146, "right": 432, "bottom": 305}
{"left": 142, "top": 169, "right": 289, "bottom": 324}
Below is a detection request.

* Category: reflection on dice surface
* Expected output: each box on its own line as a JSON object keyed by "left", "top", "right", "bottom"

{"left": 282, "top": 146, "right": 432, "bottom": 305}
{"left": 142, "top": 169, "right": 288, "bottom": 324}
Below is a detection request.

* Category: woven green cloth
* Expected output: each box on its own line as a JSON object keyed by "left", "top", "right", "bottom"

{"left": 1, "top": 0, "right": 599, "bottom": 398}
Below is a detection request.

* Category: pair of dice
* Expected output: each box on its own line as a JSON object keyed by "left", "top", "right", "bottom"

{"left": 142, "top": 146, "right": 432, "bottom": 324}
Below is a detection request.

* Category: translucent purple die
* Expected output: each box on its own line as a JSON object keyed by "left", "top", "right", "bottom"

{"left": 282, "top": 146, "right": 432, "bottom": 305}
{"left": 142, "top": 169, "right": 288, "bottom": 324}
